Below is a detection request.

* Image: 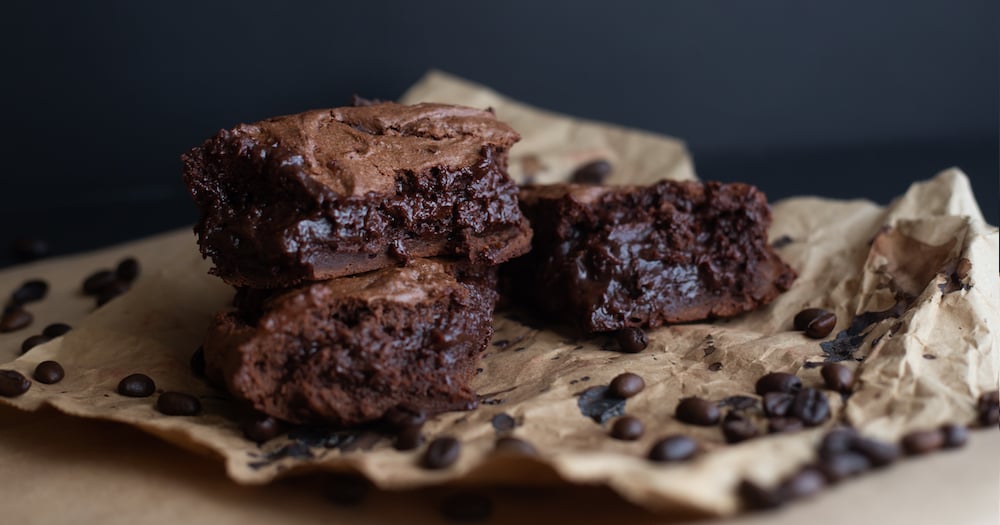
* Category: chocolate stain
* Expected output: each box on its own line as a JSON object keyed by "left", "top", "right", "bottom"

{"left": 819, "top": 300, "right": 909, "bottom": 363}
{"left": 577, "top": 386, "right": 626, "bottom": 424}
{"left": 771, "top": 235, "right": 794, "bottom": 249}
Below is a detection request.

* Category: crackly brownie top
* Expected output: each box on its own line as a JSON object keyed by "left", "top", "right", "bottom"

{"left": 225, "top": 102, "right": 520, "bottom": 196}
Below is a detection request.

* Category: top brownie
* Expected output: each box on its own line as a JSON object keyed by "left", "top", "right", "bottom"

{"left": 182, "top": 102, "right": 532, "bottom": 288}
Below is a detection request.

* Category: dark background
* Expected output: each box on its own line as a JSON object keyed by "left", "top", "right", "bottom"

{"left": 1, "top": 1, "right": 996, "bottom": 267}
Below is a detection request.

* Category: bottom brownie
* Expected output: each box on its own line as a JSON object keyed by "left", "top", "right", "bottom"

{"left": 203, "top": 259, "right": 497, "bottom": 426}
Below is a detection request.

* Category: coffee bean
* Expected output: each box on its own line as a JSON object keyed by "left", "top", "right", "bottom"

{"left": 755, "top": 372, "right": 802, "bottom": 395}
{"left": 42, "top": 323, "right": 72, "bottom": 338}
{"left": 324, "top": 474, "right": 370, "bottom": 506}
{"left": 978, "top": 391, "right": 999, "bottom": 427}
{"left": 115, "top": 257, "right": 141, "bottom": 282}
{"left": 394, "top": 425, "right": 425, "bottom": 451}
{"left": 819, "top": 427, "right": 859, "bottom": 459}
{"left": 117, "top": 373, "right": 156, "bottom": 397}
{"left": 794, "top": 308, "right": 837, "bottom": 338}
{"left": 738, "top": 480, "right": 785, "bottom": 510}
{"left": 983, "top": 405, "right": 1000, "bottom": 428}
{"left": 0, "top": 370, "right": 31, "bottom": 397}
{"left": 190, "top": 346, "right": 206, "bottom": 378}
{"left": 96, "top": 280, "right": 130, "bottom": 306}
{"left": 819, "top": 451, "right": 871, "bottom": 483}
{"left": 608, "top": 372, "right": 645, "bottom": 398}
{"left": 82, "top": 270, "right": 116, "bottom": 295}
{"left": 382, "top": 404, "right": 428, "bottom": 431}
{"left": 675, "top": 397, "right": 720, "bottom": 426}
{"left": 767, "top": 417, "right": 804, "bottom": 434}
{"left": 850, "top": 437, "right": 900, "bottom": 467}
{"left": 33, "top": 361, "right": 64, "bottom": 384}
{"left": 9, "top": 238, "right": 50, "bottom": 261}
{"left": 439, "top": 491, "right": 493, "bottom": 522}
{"left": 940, "top": 424, "right": 968, "bottom": 449}
{"left": 242, "top": 414, "right": 282, "bottom": 443}
{"left": 780, "top": 468, "right": 826, "bottom": 500}
{"left": 156, "top": 391, "right": 202, "bottom": 416}
{"left": 494, "top": 436, "right": 537, "bottom": 456}
{"left": 722, "top": 418, "right": 760, "bottom": 443}
{"left": 648, "top": 435, "right": 697, "bottom": 462}
{"left": 11, "top": 279, "right": 48, "bottom": 304}
{"left": 20, "top": 334, "right": 51, "bottom": 354}
{"left": 615, "top": 327, "right": 648, "bottom": 353}
{"left": 790, "top": 388, "right": 830, "bottom": 426}
{"left": 570, "top": 159, "right": 612, "bottom": 184}
{"left": 820, "top": 363, "right": 855, "bottom": 393}
{"left": 0, "top": 308, "right": 33, "bottom": 333}
{"left": 762, "top": 392, "right": 795, "bottom": 417}
{"left": 610, "top": 415, "right": 644, "bottom": 441}
{"left": 422, "top": 436, "right": 461, "bottom": 469}
{"left": 901, "top": 429, "right": 945, "bottom": 455}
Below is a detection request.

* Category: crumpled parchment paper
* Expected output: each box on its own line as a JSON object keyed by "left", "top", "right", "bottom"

{"left": 0, "top": 71, "right": 996, "bottom": 518}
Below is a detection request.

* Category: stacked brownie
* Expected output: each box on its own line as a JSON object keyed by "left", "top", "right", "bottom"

{"left": 182, "top": 101, "right": 531, "bottom": 426}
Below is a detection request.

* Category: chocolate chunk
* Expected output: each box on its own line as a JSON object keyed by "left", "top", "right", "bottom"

{"left": 794, "top": 308, "right": 837, "bottom": 339}
{"left": 0, "top": 370, "right": 31, "bottom": 397}
{"left": 494, "top": 436, "right": 537, "bottom": 456}
{"left": 383, "top": 404, "right": 429, "bottom": 431}
{"left": 32, "top": 361, "right": 65, "bottom": 384}
{"left": 820, "top": 363, "right": 855, "bottom": 393}
{"left": 608, "top": 372, "right": 645, "bottom": 398}
{"left": 490, "top": 413, "right": 516, "bottom": 432}
{"left": 0, "top": 308, "right": 33, "bottom": 333}
{"left": 156, "top": 391, "right": 202, "bottom": 416}
{"left": 767, "top": 417, "right": 804, "bottom": 434}
{"left": 615, "top": 327, "right": 648, "bottom": 353}
{"left": 96, "top": 280, "right": 130, "bottom": 306}
{"left": 9, "top": 238, "right": 50, "bottom": 261}
{"left": 11, "top": 279, "right": 48, "bottom": 304}
{"left": 738, "top": 480, "right": 785, "bottom": 510}
{"left": 422, "top": 436, "right": 461, "bottom": 469}
{"left": 189, "top": 346, "right": 206, "bottom": 378}
{"left": 242, "top": 414, "right": 283, "bottom": 443}
{"left": 117, "top": 373, "right": 156, "bottom": 397}
{"left": 578, "top": 385, "right": 626, "bottom": 424}
{"left": 850, "top": 437, "right": 900, "bottom": 467}
{"left": 647, "top": 435, "right": 698, "bottom": 463}
{"left": 762, "top": 392, "right": 795, "bottom": 417}
{"left": 789, "top": 388, "right": 830, "bottom": 426}
{"left": 940, "top": 424, "right": 968, "bottom": 449}
{"left": 20, "top": 334, "right": 51, "bottom": 354}
{"left": 439, "top": 491, "right": 493, "bottom": 522}
{"left": 675, "top": 397, "right": 720, "bottom": 426}
{"left": 819, "top": 452, "right": 871, "bottom": 483}
{"left": 42, "top": 323, "right": 72, "bottom": 338}
{"left": 779, "top": 468, "right": 826, "bottom": 500}
{"left": 901, "top": 429, "right": 945, "bottom": 455}
{"left": 755, "top": 372, "right": 802, "bottom": 395}
{"left": 722, "top": 418, "right": 760, "bottom": 443}
{"left": 115, "top": 257, "right": 141, "bottom": 282}
{"left": 569, "top": 159, "right": 612, "bottom": 184}
{"left": 82, "top": 270, "right": 117, "bottom": 295}
{"left": 610, "top": 415, "right": 644, "bottom": 441}
{"left": 394, "top": 425, "right": 425, "bottom": 451}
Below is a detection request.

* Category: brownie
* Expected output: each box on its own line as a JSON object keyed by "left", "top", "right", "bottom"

{"left": 203, "top": 258, "right": 497, "bottom": 426}
{"left": 182, "top": 102, "right": 532, "bottom": 288}
{"left": 505, "top": 181, "right": 796, "bottom": 333}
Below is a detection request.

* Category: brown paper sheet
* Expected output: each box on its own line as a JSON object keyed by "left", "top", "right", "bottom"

{"left": 0, "top": 71, "right": 997, "bottom": 518}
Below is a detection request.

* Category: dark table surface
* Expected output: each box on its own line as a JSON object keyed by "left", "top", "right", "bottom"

{"left": 1, "top": 1, "right": 996, "bottom": 268}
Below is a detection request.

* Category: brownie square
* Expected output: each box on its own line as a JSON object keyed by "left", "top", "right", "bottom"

{"left": 203, "top": 259, "right": 497, "bottom": 426}
{"left": 506, "top": 181, "right": 796, "bottom": 333}
{"left": 182, "top": 102, "right": 531, "bottom": 288}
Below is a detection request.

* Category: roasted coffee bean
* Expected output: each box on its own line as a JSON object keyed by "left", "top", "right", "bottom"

{"left": 96, "top": 280, "right": 130, "bottom": 306}
{"left": 767, "top": 417, "right": 804, "bottom": 434}
{"left": 819, "top": 427, "right": 859, "bottom": 459}
{"left": 0, "top": 369, "right": 31, "bottom": 397}
{"left": 901, "top": 429, "right": 945, "bottom": 455}
{"left": 941, "top": 424, "right": 968, "bottom": 449}
{"left": 820, "top": 363, "right": 855, "bottom": 393}
{"left": 422, "top": 436, "right": 461, "bottom": 469}
{"left": 675, "top": 397, "right": 720, "bottom": 426}
{"left": 570, "top": 159, "right": 612, "bottom": 184}
{"left": 115, "top": 257, "right": 141, "bottom": 282}
{"left": 0, "top": 308, "right": 33, "bottom": 333}
{"left": 610, "top": 415, "right": 644, "bottom": 441}
{"left": 780, "top": 468, "right": 826, "bottom": 500}
{"left": 11, "top": 279, "right": 48, "bottom": 304}
{"left": 762, "top": 392, "right": 795, "bottom": 417}
{"left": 439, "top": 490, "right": 494, "bottom": 522}
{"left": 819, "top": 451, "right": 871, "bottom": 483}
{"left": 156, "top": 391, "right": 202, "bottom": 416}
{"left": 324, "top": 474, "right": 370, "bottom": 506}
{"left": 615, "top": 327, "right": 648, "bottom": 353}
{"left": 33, "top": 361, "right": 64, "bottom": 384}
{"left": 242, "top": 415, "right": 282, "bottom": 443}
{"left": 20, "top": 334, "right": 51, "bottom": 354}
{"left": 978, "top": 391, "right": 999, "bottom": 427}
{"left": 117, "top": 373, "right": 156, "bottom": 397}
{"left": 494, "top": 436, "right": 537, "bottom": 456}
{"left": 850, "top": 437, "right": 900, "bottom": 467}
{"left": 42, "top": 323, "right": 72, "bottom": 338}
{"left": 394, "top": 425, "right": 425, "bottom": 451}
{"left": 738, "top": 480, "right": 785, "bottom": 510}
{"left": 190, "top": 346, "right": 206, "bottom": 378}
{"left": 755, "top": 372, "right": 802, "bottom": 395}
{"left": 648, "top": 435, "right": 697, "bottom": 463}
{"left": 383, "top": 404, "right": 428, "bottom": 431}
{"left": 722, "top": 418, "right": 760, "bottom": 443}
{"left": 789, "top": 388, "right": 830, "bottom": 426}
{"left": 9, "top": 238, "right": 50, "bottom": 261}
{"left": 82, "top": 270, "right": 116, "bottom": 295}
{"left": 794, "top": 308, "right": 837, "bottom": 338}
{"left": 608, "top": 372, "right": 645, "bottom": 398}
